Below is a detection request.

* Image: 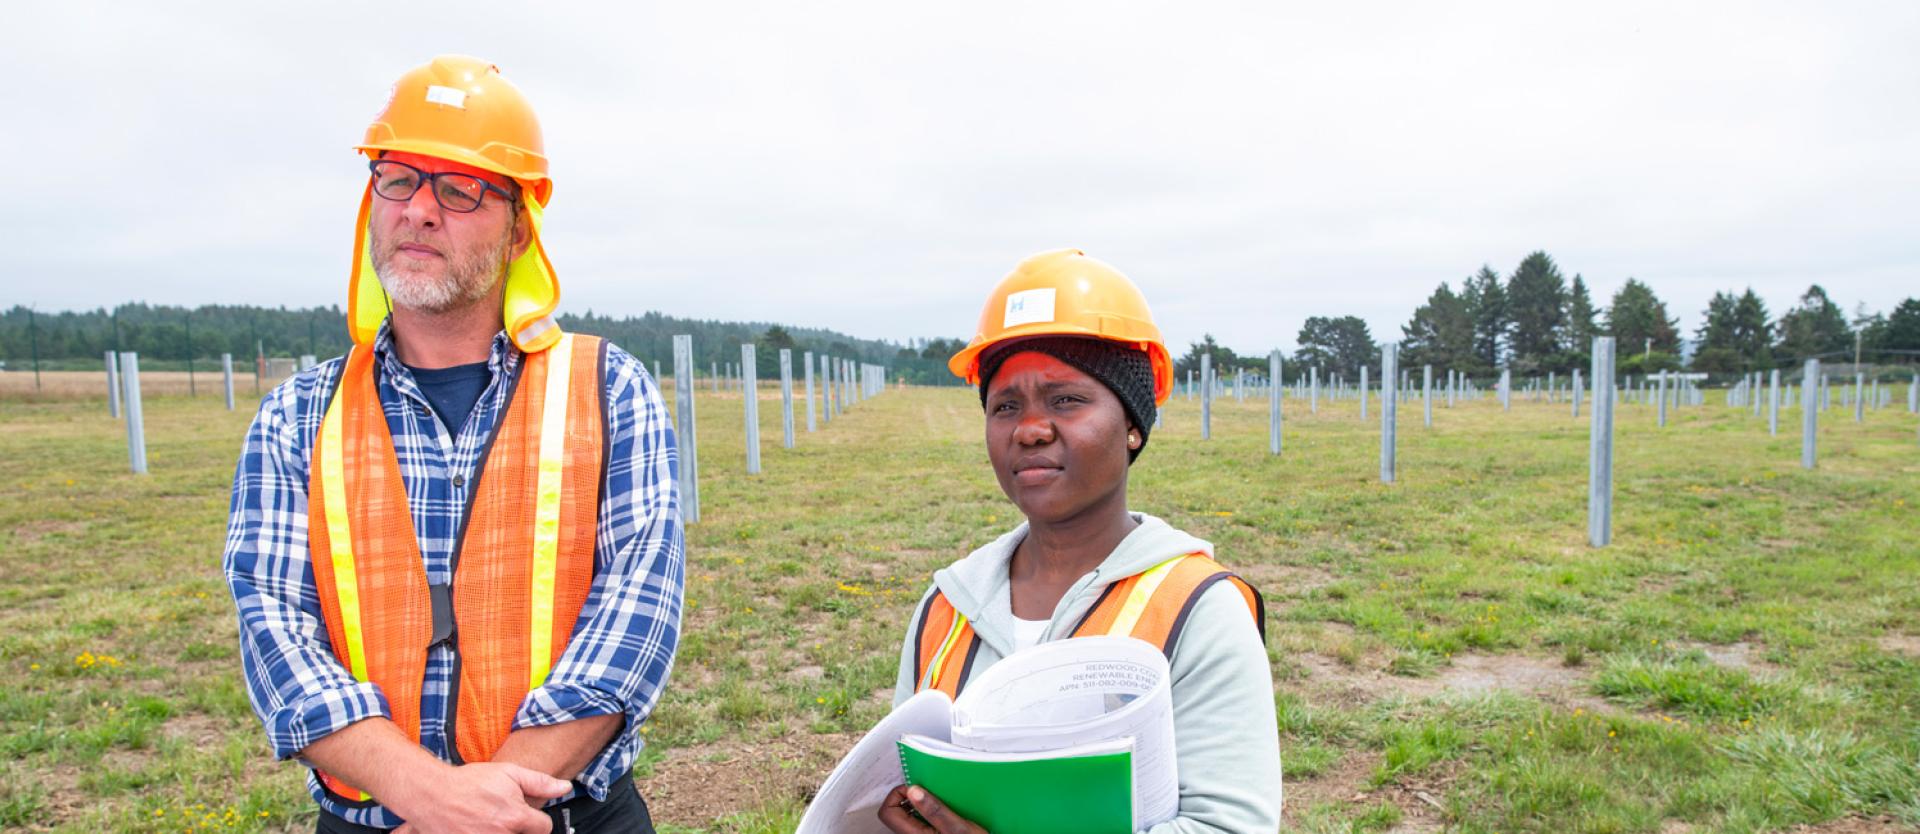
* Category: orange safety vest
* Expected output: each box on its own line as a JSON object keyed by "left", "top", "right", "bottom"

{"left": 913, "top": 553, "right": 1265, "bottom": 699}
{"left": 307, "top": 333, "right": 606, "bottom": 803}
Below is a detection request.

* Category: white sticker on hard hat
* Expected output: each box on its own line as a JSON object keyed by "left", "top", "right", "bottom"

{"left": 1003, "top": 288, "right": 1057, "bottom": 328}
{"left": 425, "top": 85, "right": 468, "bottom": 109}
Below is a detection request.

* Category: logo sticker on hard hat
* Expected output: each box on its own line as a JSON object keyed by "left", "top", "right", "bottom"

{"left": 425, "top": 85, "right": 468, "bottom": 109}
{"left": 1003, "top": 288, "right": 1056, "bottom": 328}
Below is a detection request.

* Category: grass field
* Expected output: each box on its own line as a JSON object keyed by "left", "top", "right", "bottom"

{"left": 1, "top": 376, "right": 1917, "bottom": 833}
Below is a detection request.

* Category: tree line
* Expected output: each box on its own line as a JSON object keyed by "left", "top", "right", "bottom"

{"left": 0, "top": 304, "right": 972, "bottom": 386}
{"left": 1171, "top": 251, "right": 1918, "bottom": 383}
{"left": 9, "top": 258, "right": 1914, "bottom": 388}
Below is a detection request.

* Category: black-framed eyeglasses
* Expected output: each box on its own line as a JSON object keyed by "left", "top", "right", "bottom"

{"left": 367, "top": 160, "right": 516, "bottom": 213}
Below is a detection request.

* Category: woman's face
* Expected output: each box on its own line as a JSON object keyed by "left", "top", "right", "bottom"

{"left": 983, "top": 351, "right": 1135, "bottom": 526}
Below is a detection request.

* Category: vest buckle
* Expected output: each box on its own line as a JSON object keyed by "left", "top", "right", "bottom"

{"left": 428, "top": 582, "right": 455, "bottom": 648}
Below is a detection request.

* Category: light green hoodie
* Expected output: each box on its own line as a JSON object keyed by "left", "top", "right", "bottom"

{"left": 891, "top": 513, "right": 1283, "bottom": 833}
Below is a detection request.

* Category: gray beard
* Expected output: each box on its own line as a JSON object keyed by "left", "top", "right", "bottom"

{"left": 371, "top": 231, "right": 509, "bottom": 314}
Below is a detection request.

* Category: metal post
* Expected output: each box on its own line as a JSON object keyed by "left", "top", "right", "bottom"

{"left": 1855, "top": 373, "right": 1865, "bottom": 423}
{"left": 1422, "top": 365, "right": 1432, "bottom": 428}
{"left": 1768, "top": 369, "right": 1780, "bottom": 436}
{"left": 1572, "top": 369, "right": 1582, "bottom": 418}
{"left": 222, "top": 353, "right": 235, "bottom": 411}
{"left": 1380, "top": 343, "right": 1397, "bottom": 484}
{"left": 779, "top": 348, "right": 794, "bottom": 450}
{"left": 1588, "top": 337, "right": 1615, "bottom": 547}
{"left": 742, "top": 344, "right": 760, "bottom": 475}
{"left": 673, "top": 336, "right": 700, "bottom": 522}
{"left": 122, "top": 352, "right": 148, "bottom": 474}
{"left": 1802, "top": 359, "right": 1819, "bottom": 469}
{"left": 804, "top": 350, "right": 816, "bottom": 432}
{"left": 820, "top": 355, "right": 831, "bottom": 423}
{"left": 1360, "top": 365, "right": 1369, "bottom": 420}
{"left": 106, "top": 350, "right": 122, "bottom": 418}
{"left": 1500, "top": 369, "right": 1511, "bottom": 411}
{"left": 1200, "top": 354, "right": 1213, "bottom": 440}
{"left": 1310, "top": 367, "right": 1319, "bottom": 414}
{"left": 1657, "top": 370, "right": 1668, "bottom": 427}
{"left": 1269, "top": 351, "right": 1283, "bottom": 455}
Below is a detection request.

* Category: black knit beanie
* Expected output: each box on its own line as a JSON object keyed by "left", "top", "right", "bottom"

{"left": 977, "top": 336, "right": 1159, "bottom": 463}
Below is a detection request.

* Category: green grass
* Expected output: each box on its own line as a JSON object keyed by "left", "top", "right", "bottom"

{"left": 2, "top": 380, "right": 1917, "bottom": 831}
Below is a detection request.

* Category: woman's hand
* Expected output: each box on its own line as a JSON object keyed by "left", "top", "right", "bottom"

{"left": 877, "top": 785, "right": 988, "bottom": 834}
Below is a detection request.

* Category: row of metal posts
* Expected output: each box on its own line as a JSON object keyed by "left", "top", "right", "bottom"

{"left": 676, "top": 340, "right": 885, "bottom": 521}
{"left": 1189, "top": 336, "right": 1903, "bottom": 547}
{"left": 106, "top": 349, "right": 250, "bottom": 474}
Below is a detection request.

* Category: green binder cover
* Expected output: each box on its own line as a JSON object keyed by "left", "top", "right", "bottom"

{"left": 897, "top": 738, "right": 1133, "bottom": 834}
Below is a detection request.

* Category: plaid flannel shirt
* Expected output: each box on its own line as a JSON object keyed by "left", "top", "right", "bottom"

{"left": 222, "top": 323, "right": 683, "bottom": 828}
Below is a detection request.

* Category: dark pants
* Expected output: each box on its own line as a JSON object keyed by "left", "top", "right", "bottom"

{"left": 316, "top": 773, "right": 654, "bottom": 834}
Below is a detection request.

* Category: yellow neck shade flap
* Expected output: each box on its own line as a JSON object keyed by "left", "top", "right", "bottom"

{"left": 347, "top": 183, "right": 564, "bottom": 354}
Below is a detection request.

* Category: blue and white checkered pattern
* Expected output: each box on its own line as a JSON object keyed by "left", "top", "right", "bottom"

{"left": 222, "top": 323, "right": 684, "bottom": 829}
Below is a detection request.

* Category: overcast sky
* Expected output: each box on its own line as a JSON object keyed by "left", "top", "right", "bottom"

{"left": 4, "top": 1, "right": 1915, "bottom": 356}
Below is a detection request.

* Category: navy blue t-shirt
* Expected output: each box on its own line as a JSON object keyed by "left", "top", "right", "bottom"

{"left": 406, "top": 362, "right": 491, "bottom": 435}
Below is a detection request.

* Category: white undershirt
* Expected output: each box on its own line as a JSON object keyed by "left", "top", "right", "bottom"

{"left": 1011, "top": 616, "right": 1050, "bottom": 654}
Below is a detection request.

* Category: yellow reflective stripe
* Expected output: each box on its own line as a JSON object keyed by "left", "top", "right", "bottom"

{"left": 528, "top": 334, "right": 575, "bottom": 689}
{"left": 318, "top": 366, "right": 369, "bottom": 684}
{"left": 1104, "top": 555, "right": 1186, "bottom": 638}
{"left": 922, "top": 611, "right": 970, "bottom": 692}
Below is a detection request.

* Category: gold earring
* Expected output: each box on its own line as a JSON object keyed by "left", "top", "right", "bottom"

{"left": 1129, "top": 432, "right": 1140, "bottom": 447}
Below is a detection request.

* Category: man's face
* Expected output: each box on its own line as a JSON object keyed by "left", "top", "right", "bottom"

{"left": 368, "top": 151, "right": 527, "bottom": 314}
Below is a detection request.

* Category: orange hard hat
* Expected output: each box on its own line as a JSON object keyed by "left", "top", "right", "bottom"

{"left": 346, "top": 56, "right": 565, "bottom": 354}
{"left": 948, "top": 249, "right": 1174, "bottom": 404}
{"left": 356, "top": 55, "right": 551, "bottom": 206}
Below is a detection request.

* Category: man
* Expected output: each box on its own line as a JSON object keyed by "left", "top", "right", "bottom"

{"left": 223, "top": 55, "right": 683, "bottom": 833}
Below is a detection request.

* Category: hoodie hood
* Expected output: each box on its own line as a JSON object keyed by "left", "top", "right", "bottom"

{"left": 930, "top": 512, "right": 1212, "bottom": 657}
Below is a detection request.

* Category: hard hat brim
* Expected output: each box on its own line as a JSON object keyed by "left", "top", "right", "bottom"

{"left": 950, "top": 329, "right": 1174, "bottom": 405}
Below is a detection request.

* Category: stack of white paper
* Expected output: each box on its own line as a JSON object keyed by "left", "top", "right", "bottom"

{"left": 796, "top": 635, "right": 1177, "bottom": 834}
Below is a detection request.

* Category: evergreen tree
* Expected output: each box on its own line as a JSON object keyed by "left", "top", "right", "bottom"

{"left": 1504, "top": 251, "right": 1568, "bottom": 373}
{"left": 1295, "top": 316, "right": 1378, "bottom": 380}
{"left": 1175, "top": 334, "right": 1240, "bottom": 379}
{"left": 1461, "top": 265, "right": 1507, "bottom": 371}
{"left": 1869, "top": 298, "right": 1920, "bottom": 359}
{"left": 1691, "top": 291, "right": 1741, "bottom": 373}
{"left": 1730, "top": 289, "right": 1773, "bottom": 370}
{"left": 1605, "top": 278, "right": 1681, "bottom": 360}
{"left": 1400, "top": 281, "right": 1474, "bottom": 372}
{"left": 1562, "top": 274, "right": 1600, "bottom": 368}
{"left": 753, "top": 324, "right": 799, "bottom": 378}
{"left": 1773, "top": 285, "right": 1853, "bottom": 361}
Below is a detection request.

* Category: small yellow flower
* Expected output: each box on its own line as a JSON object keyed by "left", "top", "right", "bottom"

{"left": 816, "top": 697, "right": 826, "bottom": 704}
{"left": 1608, "top": 730, "right": 1616, "bottom": 738}
{"left": 29, "top": 663, "right": 40, "bottom": 671}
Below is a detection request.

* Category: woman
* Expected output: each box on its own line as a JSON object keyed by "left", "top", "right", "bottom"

{"left": 878, "top": 250, "right": 1282, "bottom": 834}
